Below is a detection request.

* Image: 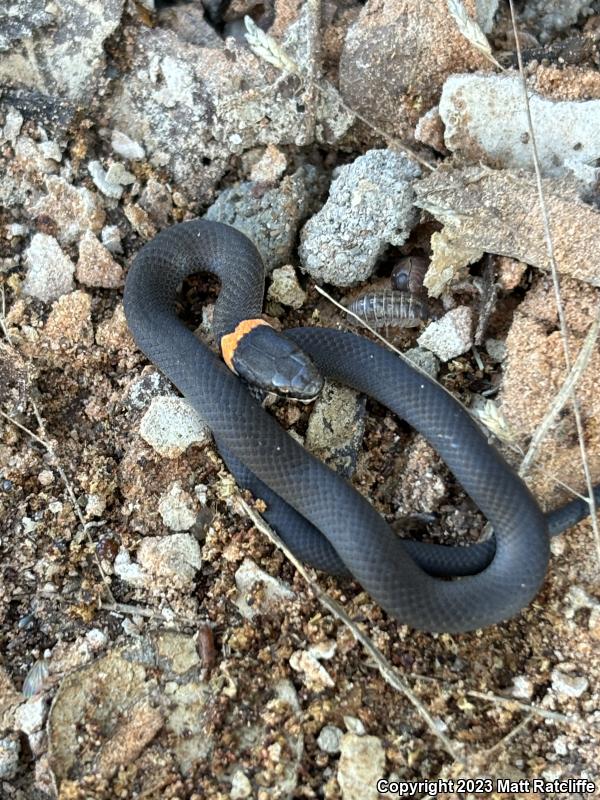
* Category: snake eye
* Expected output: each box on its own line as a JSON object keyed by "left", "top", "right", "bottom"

{"left": 223, "top": 321, "right": 323, "bottom": 400}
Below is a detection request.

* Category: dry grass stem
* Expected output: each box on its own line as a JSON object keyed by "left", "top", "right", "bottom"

{"left": 446, "top": 0, "right": 503, "bottom": 69}
{"left": 303, "top": 0, "right": 322, "bottom": 142}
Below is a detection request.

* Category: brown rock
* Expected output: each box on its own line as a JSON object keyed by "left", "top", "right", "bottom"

{"left": 339, "top": 0, "right": 490, "bottom": 141}
{"left": 500, "top": 275, "right": 600, "bottom": 505}
{"left": 76, "top": 230, "right": 124, "bottom": 288}
{"left": 414, "top": 167, "right": 600, "bottom": 295}
{"left": 95, "top": 303, "right": 135, "bottom": 351}
{"left": 27, "top": 176, "right": 105, "bottom": 245}
{"left": 497, "top": 257, "right": 527, "bottom": 292}
{"left": 43, "top": 290, "right": 93, "bottom": 349}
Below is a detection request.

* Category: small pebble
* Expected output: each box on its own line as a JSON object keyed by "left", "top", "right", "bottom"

{"left": 111, "top": 129, "right": 145, "bottom": 161}
{"left": 230, "top": 769, "right": 252, "bottom": 799}
{"left": 551, "top": 668, "right": 588, "bottom": 698}
{"left": 15, "top": 696, "right": 48, "bottom": 735}
{"left": 158, "top": 482, "right": 197, "bottom": 531}
{"left": 23, "top": 233, "right": 74, "bottom": 302}
{"left": 0, "top": 735, "right": 20, "bottom": 780}
{"left": 139, "top": 396, "right": 210, "bottom": 458}
{"left": 404, "top": 346, "right": 440, "bottom": 379}
{"left": 88, "top": 160, "right": 124, "bottom": 199}
{"left": 417, "top": 306, "right": 473, "bottom": 361}
{"left": 317, "top": 725, "right": 343, "bottom": 754}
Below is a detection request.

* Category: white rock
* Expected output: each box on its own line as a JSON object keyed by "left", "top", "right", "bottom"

{"left": 88, "top": 160, "right": 124, "bottom": 199}
{"left": 440, "top": 73, "right": 600, "bottom": 188}
{"left": 15, "top": 696, "right": 48, "bottom": 735}
{"left": 101, "top": 224, "right": 123, "bottom": 254}
{"left": 38, "top": 140, "right": 62, "bottom": 162}
{"left": 510, "top": 675, "right": 534, "bottom": 700}
{"left": 139, "top": 396, "right": 211, "bottom": 457}
{"left": 553, "top": 735, "right": 568, "bottom": 756}
{"left": 418, "top": 306, "right": 473, "bottom": 361}
{"left": 23, "top": 233, "right": 75, "bottom": 302}
{"left": 230, "top": 769, "right": 252, "bottom": 799}
{"left": 234, "top": 558, "right": 295, "bottom": 620}
{"left": 317, "top": 724, "right": 342, "bottom": 753}
{"left": 114, "top": 547, "right": 147, "bottom": 587}
{"left": 158, "top": 482, "right": 197, "bottom": 531}
{"left": 337, "top": 733, "right": 385, "bottom": 800}
{"left": 105, "top": 162, "right": 136, "bottom": 186}
{"left": 2, "top": 107, "right": 23, "bottom": 143}
{"left": 289, "top": 650, "right": 335, "bottom": 691}
{"left": 308, "top": 640, "right": 337, "bottom": 660}
{"left": 85, "top": 493, "right": 106, "bottom": 518}
{"left": 343, "top": 716, "right": 366, "bottom": 736}
{"left": 551, "top": 669, "right": 588, "bottom": 698}
{"left": 85, "top": 628, "right": 108, "bottom": 651}
{"left": 137, "top": 533, "right": 202, "bottom": 585}
{"left": 111, "top": 129, "right": 146, "bottom": 160}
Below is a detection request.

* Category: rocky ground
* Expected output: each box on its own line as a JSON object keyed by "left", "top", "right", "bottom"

{"left": 1, "top": 0, "right": 599, "bottom": 798}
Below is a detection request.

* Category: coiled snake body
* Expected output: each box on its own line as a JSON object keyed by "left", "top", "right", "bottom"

{"left": 124, "top": 219, "right": 598, "bottom": 633}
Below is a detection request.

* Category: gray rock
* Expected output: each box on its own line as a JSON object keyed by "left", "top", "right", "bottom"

{"left": 139, "top": 396, "right": 211, "bottom": 457}
{"left": 0, "top": 0, "right": 124, "bottom": 103}
{"left": 114, "top": 548, "right": 147, "bottom": 588}
{"left": 206, "top": 167, "right": 323, "bottom": 272}
{"left": 2, "top": 106, "right": 23, "bottom": 142}
{"left": 88, "top": 160, "right": 125, "bottom": 200}
{"left": 520, "top": 0, "right": 592, "bottom": 37}
{"left": 418, "top": 306, "right": 473, "bottom": 361}
{"left": 485, "top": 337, "right": 506, "bottom": 362}
{"left": 111, "top": 129, "right": 145, "bottom": 161}
{"left": 101, "top": 224, "right": 123, "bottom": 254}
{"left": 305, "top": 380, "right": 366, "bottom": 479}
{"left": 230, "top": 770, "right": 252, "bottom": 799}
{"left": 23, "top": 233, "right": 74, "bottom": 302}
{"left": 337, "top": 733, "right": 385, "bottom": 800}
{"left": 0, "top": 1, "right": 55, "bottom": 53}
{"left": 317, "top": 725, "right": 343, "bottom": 754}
{"left": 403, "top": 347, "right": 440, "bottom": 379}
{"left": 14, "top": 695, "right": 48, "bottom": 735}
{"left": 158, "top": 482, "right": 198, "bottom": 532}
{"left": 551, "top": 669, "right": 589, "bottom": 698}
{"left": 106, "top": 19, "right": 350, "bottom": 200}
{"left": 440, "top": 73, "right": 600, "bottom": 188}
{"left": 27, "top": 175, "right": 105, "bottom": 245}
{"left": 0, "top": 735, "right": 20, "bottom": 780}
{"left": 124, "top": 371, "right": 173, "bottom": 411}
{"left": 299, "top": 150, "right": 420, "bottom": 286}
{"left": 137, "top": 533, "right": 202, "bottom": 586}
{"left": 234, "top": 558, "right": 295, "bottom": 621}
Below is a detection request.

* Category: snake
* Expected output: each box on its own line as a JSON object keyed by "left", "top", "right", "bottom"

{"left": 123, "top": 219, "right": 599, "bottom": 633}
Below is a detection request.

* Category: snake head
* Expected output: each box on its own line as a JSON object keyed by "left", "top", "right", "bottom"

{"left": 221, "top": 319, "right": 323, "bottom": 401}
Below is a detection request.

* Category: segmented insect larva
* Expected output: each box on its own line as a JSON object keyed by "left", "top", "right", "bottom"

{"left": 391, "top": 256, "right": 429, "bottom": 295}
{"left": 347, "top": 289, "right": 429, "bottom": 329}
